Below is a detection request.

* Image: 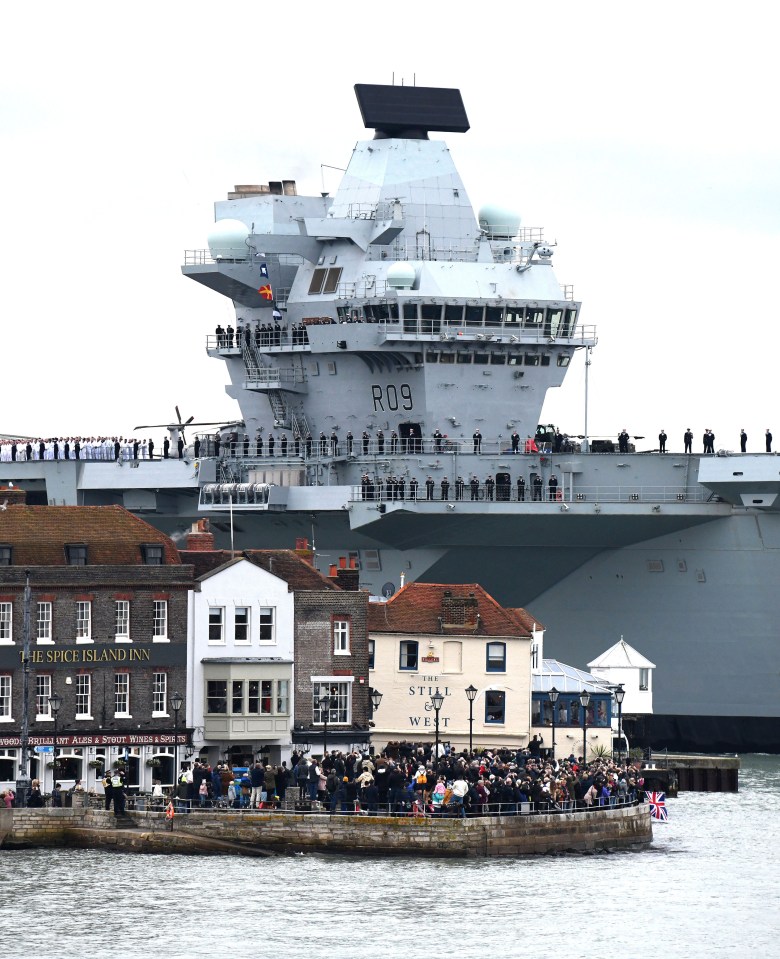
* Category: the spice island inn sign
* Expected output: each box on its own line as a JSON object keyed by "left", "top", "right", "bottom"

{"left": 0, "top": 643, "right": 186, "bottom": 669}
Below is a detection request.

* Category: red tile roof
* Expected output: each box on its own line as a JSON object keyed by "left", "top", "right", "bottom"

{"left": 368, "top": 583, "right": 539, "bottom": 636}
{"left": 0, "top": 505, "right": 181, "bottom": 565}
{"left": 180, "top": 549, "right": 341, "bottom": 591}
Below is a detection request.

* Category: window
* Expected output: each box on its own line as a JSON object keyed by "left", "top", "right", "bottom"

{"left": 206, "top": 680, "right": 227, "bottom": 714}
{"left": 247, "top": 680, "right": 259, "bottom": 714}
{"left": 261, "top": 680, "right": 273, "bottom": 714}
{"left": 76, "top": 674, "right": 91, "bottom": 718}
{"left": 114, "top": 673, "right": 130, "bottom": 716}
{"left": 115, "top": 601, "right": 130, "bottom": 642}
{"left": 333, "top": 617, "right": 350, "bottom": 654}
{"left": 322, "top": 267, "right": 342, "bottom": 295}
{"left": 66, "top": 544, "right": 88, "bottom": 566}
{"left": 308, "top": 267, "right": 327, "bottom": 295}
{"left": 276, "top": 680, "right": 289, "bottom": 715}
{"left": 486, "top": 642, "right": 507, "bottom": 672}
{"left": 208, "top": 607, "right": 225, "bottom": 643}
{"left": 142, "top": 544, "right": 164, "bottom": 565}
{"left": 37, "top": 602, "right": 52, "bottom": 643}
{"left": 639, "top": 668, "right": 650, "bottom": 691}
{"left": 234, "top": 607, "right": 250, "bottom": 643}
{"left": 0, "top": 676, "right": 10, "bottom": 719}
{"left": 0, "top": 546, "right": 11, "bottom": 566}
{"left": 153, "top": 600, "right": 168, "bottom": 640}
{"left": 399, "top": 640, "right": 418, "bottom": 671}
{"left": 152, "top": 672, "right": 167, "bottom": 715}
{"left": 76, "top": 601, "right": 91, "bottom": 642}
{"left": 368, "top": 639, "right": 375, "bottom": 670}
{"left": 258, "top": 607, "right": 274, "bottom": 643}
{"left": 485, "top": 690, "right": 506, "bottom": 724}
{"left": 0, "top": 603, "right": 11, "bottom": 643}
{"left": 36, "top": 675, "right": 52, "bottom": 719}
{"left": 313, "top": 682, "right": 350, "bottom": 725}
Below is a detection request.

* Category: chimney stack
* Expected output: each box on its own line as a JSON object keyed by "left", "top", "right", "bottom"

{"left": 185, "top": 519, "right": 215, "bottom": 551}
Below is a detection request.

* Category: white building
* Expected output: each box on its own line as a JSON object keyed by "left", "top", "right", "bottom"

{"left": 187, "top": 557, "right": 295, "bottom": 767}
{"left": 588, "top": 636, "right": 655, "bottom": 716}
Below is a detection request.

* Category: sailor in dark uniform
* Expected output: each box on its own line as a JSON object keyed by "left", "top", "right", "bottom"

{"left": 473, "top": 430, "right": 482, "bottom": 454}
{"left": 548, "top": 474, "right": 559, "bottom": 501}
{"left": 377, "top": 430, "right": 385, "bottom": 454}
{"left": 485, "top": 475, "right": 495, "bottom": 500}
{"left": 362, "top": 431, "right": 370, "bottom": 455}
{"left": 658, "top": 430, "right": 667, "bottom": 453}
{"left": 346, "top": 431, "right": 354, "bottom": 455}
{"left": 425, "top": 476, "right": 435, "bottom": 500}
{"left": 280, "top": 434, "right": 288, "bottom": 456}
{"left": 330, "top": 431, "right": 338, "bottom": 456}
{"left": 766, "top": 430, "right": 773, "bottom": 453}
{"left": 268, "top": 434, "right": 275, "bottom": 456}
{"left": 511, "top": 431, "right": 520, "bottom": 453}
{"left": 470, "top": 476, "right": 479, "bottom": 500}
{"left": 517, "top": 476, "right": 525, "bottom": 501}
{"left": 455, "top": 476, "right": 465, "bottom": 500}
{"left": 740, "top": 430, "right": 747, "bottom": 452}
{"left": 441, "top": 478, "right": 450, "bottom": 501}
{"left": 409, "top": 478, "right": 418, "bottom": 500}
{"left": 684, "top": 429, "right": 693, "bottom": 454}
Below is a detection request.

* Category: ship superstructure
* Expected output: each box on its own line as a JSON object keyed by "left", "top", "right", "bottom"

{"left": 3, "top": 84, "right": 779, "bottom": 752}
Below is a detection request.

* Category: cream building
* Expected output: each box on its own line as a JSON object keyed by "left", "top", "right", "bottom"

{"left": 368, "top": 584, "right": 538, "bottom": 752}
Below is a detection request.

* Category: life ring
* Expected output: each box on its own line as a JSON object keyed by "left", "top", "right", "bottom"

{"left": 556, "top": 490, "right": 563, "bottom": 502}
{"left": 165, "top": 801, "right": 174, "bottom": 820}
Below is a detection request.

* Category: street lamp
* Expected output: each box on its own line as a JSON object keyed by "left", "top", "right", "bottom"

{"left": 430, "top": 689, "right": 445, "bottom": 761}
{"left": 317, "top": 695, "right": 333, "bottom": 758}
{"left": 465, "top": 685, "right": 478, "bottom": 755}
{"left": 49, "top": 693, "right": 63, "bottom": 790}
{"left": 579, "top": 689, "right": 591, "bottom": 764}
{"left": 370, "top": 688, "right": 383, "bottom": 713}
{"left": 548, "top": 687, "right": 560, "bottom": 762}
{"left": 170, "top": 691, "right": 183, "bottom": 792}
{"left": 614, "top": 684, "right": 626, "bottom": 759}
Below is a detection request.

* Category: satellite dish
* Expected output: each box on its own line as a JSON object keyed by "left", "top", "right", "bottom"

{"left": 381, "top": 582, "right": 396, "bottom": 598}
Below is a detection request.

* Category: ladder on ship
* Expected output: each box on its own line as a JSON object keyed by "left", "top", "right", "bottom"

{"left": 267, "top": 389, "right": 311, "bottom": 439}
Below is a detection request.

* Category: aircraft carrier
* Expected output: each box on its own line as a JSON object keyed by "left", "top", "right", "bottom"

{"left": 2, "top": 83, "right": 778, "bottom": 752}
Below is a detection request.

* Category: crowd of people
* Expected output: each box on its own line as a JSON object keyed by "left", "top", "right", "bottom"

{"left": 0, "top": 437, "right": 184, "bottom": 462}
{"left": 160, "top": 745, "right": 645, "bottom": 819}
{"left": 360, "top": 473, "right": 561, "bottom": 503}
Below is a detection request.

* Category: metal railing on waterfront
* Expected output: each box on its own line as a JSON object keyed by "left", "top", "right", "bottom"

{"left": 350, "top": 483, "right": 710, "bottom": 505}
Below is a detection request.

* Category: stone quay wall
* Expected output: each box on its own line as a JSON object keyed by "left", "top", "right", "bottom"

{"left": 1, "top": 803, "right": 652, "bottom": 858}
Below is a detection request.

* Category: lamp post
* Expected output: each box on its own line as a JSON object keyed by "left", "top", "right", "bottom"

{"left": 49, "top": 693, "right": 63, "bottom": 791}
{"left": 548, "top": 686, "right": 560, "bottom": 762}
{"left": 430, "top": 689, "right": 444, "bottom": 761}
{"left": 465, "top": 685, "right": 477, "bottom": 756}
{"left": 170, "top": 691, "right": 183, "bottom": 791}
{"left": 317, "top": 695, "right": 333, "bottom": 758}
{"left": 370, "top": 688, "right": 383, "bottom": 754}
{"left": 579, "top": 689, "right": 591, "bottom": 764}
{"left": 614, "top": 684, "right": 625, "bottom": 759}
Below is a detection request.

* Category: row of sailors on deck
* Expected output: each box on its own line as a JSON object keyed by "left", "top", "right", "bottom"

{"left": 360, "top": 474, "right": 561, "bottom": 502}
{"left": 0, "top": 437, "right": 174, "bottom": 461}
{"left": 220, "top": 430, "right": 545, "bottom": 458}
{"left": 215, "top": 318, "right": 310, "bottom": 350}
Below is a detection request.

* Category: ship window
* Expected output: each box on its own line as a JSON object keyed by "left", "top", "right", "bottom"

{"left": 439, "top": 352, "right": 455, "bottom": 364}
{"left": 524, "top": 354, "right": 540, "bottom": 366}
{"left": 474, "top": 353, "right": 489, "bottom": 365}
{"left": 547, "top": 309, "right": 563, "bottom": 336}
{"left": 402, "top": 303, "right": 419, "bottom": 319}
{"left": 456, "top": 352, "right": 472, "bottom": 364}
{"left": 490, "top": 353, "right": 506, "bottom": 365}
{"left": 426, "top": 351, "right": 439, "bottom": 363}
{"left": 508, "top": 355, "right": 520, "bottom": 365}
{"left": 562, "top": 308, "right": 577, "bottom": 336}
{"left": 322, "top": 267, "right": 342, "bottom": 294}
{"left": 421, "top": 304, "right": 441, "bottom": 320}
{"left": 444, "top": 304, "right": 464, "bottom": 325}
{"left": 465, "top": 305, "right": 483, "bottom": 326}
{"left": 540, "top": 355, "right": 551, "bottom": 366}
{"left": 387, "top": 303, "right": 399, "bottom": 321}
{"left": 337, "top": 306, "right": 350, "bottom": 321}
{"left": 485, "top": 306, "right": 503, "bottom": 326}
{"left": 526, "top": 308, "right": 544, "bottom": 327}
{"left": 308, "top": 268, "right": 327, "bottom": 295}
{"left": 505, "top": 308, "right": 523, "bottom": 326}
{"left": 557, "top": 355, "right": 571, "bottom": 367}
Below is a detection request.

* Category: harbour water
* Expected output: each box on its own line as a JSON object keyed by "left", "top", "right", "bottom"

{"left": 4, "top": 755, "right": 778, "bottom": 958}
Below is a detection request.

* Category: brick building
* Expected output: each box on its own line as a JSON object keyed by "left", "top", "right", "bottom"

{"left": 181, "top": 531, "right": 371, "bottom": 761}
{"left": 0, "top": 497, "right": 193, "bottom": 796}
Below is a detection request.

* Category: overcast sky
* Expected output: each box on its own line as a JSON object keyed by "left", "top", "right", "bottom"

{"left": 2, "top": 2, "right": 778, "bottom": 451}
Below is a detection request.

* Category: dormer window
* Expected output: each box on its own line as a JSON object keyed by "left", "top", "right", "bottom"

{"left": 66, "top": 544, "right": 88, "bottom": 566}
{"left": 142, "top": 544, "right": 164, "bottom": 566}
{"left": 0, "top": 545, "right": 12, "bottom": 566}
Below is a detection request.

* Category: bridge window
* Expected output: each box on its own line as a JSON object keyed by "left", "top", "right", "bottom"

{"left": 490, "top": 353, "right": 506, "bottom": 365}
{"left": 439, "top": 352, "right": 455, "bottom": 364}
{"left": 322, "top": 268, "right": 342, "bottom": 294}
{"left": 308, "top": 268, "right": 327, "bottom": 295}
{"left": 505, "top": 308, "right": 523, "bottom": 325}
{"left": 485, "top": 306, "right": 504, "bottom": 326}
{"left": 444, "top": 304, "right": 464, "bottom": 325}
{"left": 456, "top": 352, "right": 472, "bottom": 364}
{"left": 524, "top": 354, "right": 540, "bottom": 366}
{"left": 465, "top": 305, "right": 483, "bottom": 326}
{"left": 425, "top": 350, "right": 439, "bottom": 363}
{"left": 526, "top": 308, "right": 544, "bottom": 327}
{"left": 557, "top": 355, "right": 571, "bottom": 367}
{"left": 474, "top": 353, "right": 489, "bottom": 365}
{"left": 402, "top": 302, "right": 419, "bottom": 319}
{"left": 540, "top": 355, "right": 551, "bottom": 366}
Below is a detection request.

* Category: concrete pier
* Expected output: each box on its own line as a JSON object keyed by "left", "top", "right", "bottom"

{"left": 0, "top": 803, "right": 652, "bottom": 858}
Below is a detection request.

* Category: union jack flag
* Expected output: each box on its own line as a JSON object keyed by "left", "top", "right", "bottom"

{"left": 647, "top": 791, "right": 668, "bottom": 822}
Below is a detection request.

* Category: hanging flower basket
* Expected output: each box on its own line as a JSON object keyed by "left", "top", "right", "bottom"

{"left": 145, "top": 758, "right": 161, "bottom": 768}
{"left": 88, "top": 759, "right": 105, "bottom": 769}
